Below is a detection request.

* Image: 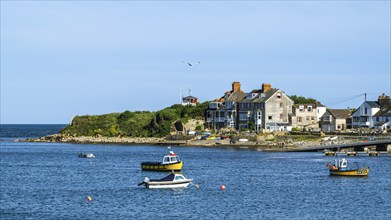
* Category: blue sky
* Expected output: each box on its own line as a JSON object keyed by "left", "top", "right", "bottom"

{"left": 1, "top": 1, "right": 390, "bottom": 124}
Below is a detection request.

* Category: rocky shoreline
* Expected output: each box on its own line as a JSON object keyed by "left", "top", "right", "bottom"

{"left": 17, "top": 133, "right": 359, "bottom": 152}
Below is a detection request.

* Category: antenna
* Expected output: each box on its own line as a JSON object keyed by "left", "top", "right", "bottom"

{"left": 179, "top": 87, "right": 182, "bottom": 104}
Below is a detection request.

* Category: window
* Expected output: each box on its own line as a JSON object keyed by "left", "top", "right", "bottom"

{"left": 299, "top": 105, "right": 304, "bottom": 112}
{"left": 311, "top": 116, "right": 315, "bottom": 121}
{"left": 307, "top": 106, "right": 313, "bottom": 112}
{"left": 277, "top": 92, "right": 281, "bottom": 99}
{"left": 268, "top": 116, "right": 272, "bottom": 120}
{"left": 298, "top": 117, "right": 302, "bottom": 123}
{"left": 280, "top": 103, "right": 283, "bottom": 108}
{"left": 306, "top": 116, "right": 310, "bottom": 121}
{"left": 364, "top": 108, "right": 368, "bottom": 114}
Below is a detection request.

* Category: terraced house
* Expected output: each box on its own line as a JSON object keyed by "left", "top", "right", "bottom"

{"left": 237, "top": 83, "right": 294, "bottom": 132}
{"left": 205, "top": 82, "right": 246, "bottom": 130}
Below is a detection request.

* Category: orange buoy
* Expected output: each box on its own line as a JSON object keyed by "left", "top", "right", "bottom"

{"left": 220, "top": 185, "right": 226, "bottom": 190}
{"left": 87, "top": 196, "right": 92, "bottom": 202}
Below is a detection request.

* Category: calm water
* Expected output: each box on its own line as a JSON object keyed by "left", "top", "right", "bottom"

{"left": 0, "top": 125, "right": 390, "bottom": 219}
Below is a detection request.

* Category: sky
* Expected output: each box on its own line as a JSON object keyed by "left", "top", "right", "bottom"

{"left": 1, "top": 1, "right": 390, "bottom": 124}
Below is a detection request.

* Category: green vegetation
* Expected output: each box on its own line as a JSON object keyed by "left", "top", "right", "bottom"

{"left": 60, "top": 102, "right": 209, "bottom": 137}
{"left": 289, "top": 95, "right": 318, "bottom": 104}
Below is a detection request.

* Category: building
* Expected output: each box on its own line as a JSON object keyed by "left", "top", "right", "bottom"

{"left": 320, "top": 109, "right": 351, "bottom": 131}
{"left": 351, "top": 94, "right": 390, "bottom": 128}
{"left": 373, "top": 104, "right": 391, "bottom": 131}
{"left": 291, "top": 104, "right": 318, "bottom": 129}
{"left": 237, "top": 83, "right": 294, "bottom": 132}
{"left": 181, "top": 95, "right": 198, "bottom": 106}
{"left": 205, "top": 82, "right": 246, "bottom": 130}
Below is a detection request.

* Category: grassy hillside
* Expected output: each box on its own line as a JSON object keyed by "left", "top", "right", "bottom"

{"left": 60, "top": 102, "right": 209, "bottom": 137}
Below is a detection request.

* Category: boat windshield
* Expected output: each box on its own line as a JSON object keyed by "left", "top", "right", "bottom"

{"left": 175, "top": 175, "right": 185, "bottom": 180}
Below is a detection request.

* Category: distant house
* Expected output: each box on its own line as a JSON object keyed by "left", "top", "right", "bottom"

{"left": 291, "top": 104, "right": 318, "bottom": 129}
{"left": 237, "top": 83, "right": 294, "bottom": 132}
{"left": 205, "top": 82, "right": 246, "bottom": 130}
{"left": 182, "top": 95, "right": 198, "bottom": 106}
{"left": 351, "top": 94, "right": 390, "bottom": 128}
{"left": 321, "top": 109, "right": 351, "bottom": 132}
{"left": 373, "top": 104, "right": 391, "bottom": 131}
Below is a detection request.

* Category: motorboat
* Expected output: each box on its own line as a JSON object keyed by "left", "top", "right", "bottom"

{"left": 78, "top": 153, "right": 95, "bottom": 158}
{"left": 326, "top": 158, "right": 369, "bottom": 176}
{"left": 141, "top": 151, "right": 183, "bottom": 172}
{"left": 138, "top": 173, "right": 192, "bottom": 189}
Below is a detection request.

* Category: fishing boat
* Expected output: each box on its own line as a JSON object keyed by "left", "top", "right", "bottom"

{"left": 141, "top": 150, "right": 183, "bottom": 172}
{"left": 78, "top": 153, "right": 95, "bottom": 158}
{"left": 326, "top": 158, "right": 369, "bottom": 176}
{"left": 138, "top": 173, "right": 192, "bottom": 189}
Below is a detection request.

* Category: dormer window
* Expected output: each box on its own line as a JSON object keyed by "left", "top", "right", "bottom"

{"left": 307, "top": 106, "right": 313, "bottom": 112}
{"left": 277, "top": 92, "right": 281, "bottom": 99}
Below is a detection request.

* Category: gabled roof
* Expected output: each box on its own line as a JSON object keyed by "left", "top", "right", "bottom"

{"left": 225, "top": 89, "right": 246, "bottom": 102}
{"left": 328, "top": 109, "right": 351, "bottom": 119}
{"left": 365, "top": 101, "right": 379, "bottom": 108}
{"left": 241, "top": 88, "right": 279, "bottom": 103}
{"left": 373, "top": 104, "right": 391, "bottom": 117}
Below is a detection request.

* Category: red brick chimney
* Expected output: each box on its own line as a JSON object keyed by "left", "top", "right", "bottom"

{"left": 378, "top": 93, "right": 391, "bottom": 107}
{"left": 232, "top": 82, "right": 241, "bottom": 92}
{"left": 262, "top": 83, "right": 272, "bottom": 92}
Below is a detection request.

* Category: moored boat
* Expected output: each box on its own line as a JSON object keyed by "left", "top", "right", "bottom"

{"left": 141, "top": 151, "right": 183, "bottom": 172}
{"left": 78, "top": 153, "right": 95, "bottom": 158}
{"left": 138, "top": 173, "right": 192, "bottom": 189}
{"left": 326, "top": 158, "right": 369, "bottom": 176}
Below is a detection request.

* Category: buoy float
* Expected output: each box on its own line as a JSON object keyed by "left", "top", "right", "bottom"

{"left": 87, "top": 196, "right": 92, "bottom": 202}
{"left": 220, "top": 185, "right": 226, "bottom": 190}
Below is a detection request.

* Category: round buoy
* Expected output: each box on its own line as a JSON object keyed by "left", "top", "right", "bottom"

{"left": 87, "top": 196, "right": 92, "bottom": 202}
{"left": 220, "top": 185, "right": 226, "bottom": 190}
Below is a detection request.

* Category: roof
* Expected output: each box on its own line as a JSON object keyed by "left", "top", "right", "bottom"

{"left": 183, "top": 96, "right": 197, "bottom": 99}
{"left": 373, "top": 104, "right": 391, "bottom": 117}
{"left": 241, "top": 88, "right": 279, "bottom": 103}
{"left": 225, "top": 89, "right": 246, "bottom": 102}
{"left": 328, "top": 109, "right": 351, "bottom": 119}
{"left": 365, "top": 101, "right": 379, "bottom": 108}
{"left": 316, "top": 102, "right": 326, "bottom": 107}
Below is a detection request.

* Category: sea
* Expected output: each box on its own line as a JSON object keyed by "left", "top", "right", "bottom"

{"left": 0, "top": 124, "right": 390, "bottom": 219}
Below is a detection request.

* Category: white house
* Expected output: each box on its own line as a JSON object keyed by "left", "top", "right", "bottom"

{"left": 373, "top": 105, "right": 391, "bottom": 131}
{"left": 352, "top": 95, "right": 390, "bottom": 129}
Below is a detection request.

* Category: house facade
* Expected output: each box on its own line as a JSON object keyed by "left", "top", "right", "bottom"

{"left": 205, "top": 82, "right": 246, "bottom": 130}
{"left": 321, "top": 109, "right": 351, "bottom": 131}
{"left": 373, "top": 104, "right": 391, "bottom": 131}
{"left": 351, "top": 95, "right": 390, "bottom": 128}
{"left": 290, "top": 104, "right": 318, "bottom": 129}
{"left": 237, "top": 83, "right": 294, "bottom": 132}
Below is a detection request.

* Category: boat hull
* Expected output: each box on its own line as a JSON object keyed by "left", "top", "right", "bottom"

{"left": 329, "top": 167, "right": 369, "bottom": 176}
{"left": 145, "top": 179, "right": 192, "bottom": 189}
{"left": 141, "top": 161, "right": 183, "bottom": 172}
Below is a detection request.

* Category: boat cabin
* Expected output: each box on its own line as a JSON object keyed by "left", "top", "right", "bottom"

{"left": 335, "top": 158, "right": 348, "bottom": 171}
{"left": 162, "top": 151, "right": 181, "bottom": 165}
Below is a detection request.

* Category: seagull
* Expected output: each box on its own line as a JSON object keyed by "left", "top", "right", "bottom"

{"left": 183, "top": 61, "right": 200, "bottom": 67}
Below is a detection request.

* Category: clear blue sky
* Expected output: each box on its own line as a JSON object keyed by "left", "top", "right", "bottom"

{"left": 1, "top": 1, "right": 390, "bottom": 124}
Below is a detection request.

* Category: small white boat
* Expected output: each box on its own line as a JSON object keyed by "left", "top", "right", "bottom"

{"left": 78, "top": 153, "right": 95, "bottom": 158}
{"left": 138, "top": 173, "right": 192, "bottom": 189}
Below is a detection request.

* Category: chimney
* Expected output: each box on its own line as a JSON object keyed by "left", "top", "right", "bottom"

{"left": 378, "top": 93, "right": 391, "bottom": 107}
{"left": 262, "top": 83, "right": 272, "bottom": 92}
{"left": 232, "top": 82, "right": 241, "bottom": 92}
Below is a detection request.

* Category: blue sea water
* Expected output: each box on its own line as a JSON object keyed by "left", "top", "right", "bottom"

{"left": 0, "top": 125, "right": 390, "bottom": 219}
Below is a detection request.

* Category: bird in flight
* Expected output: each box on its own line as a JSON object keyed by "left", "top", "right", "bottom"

{"left": 183, "top": 61, "right": 200, "bottom": 67}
